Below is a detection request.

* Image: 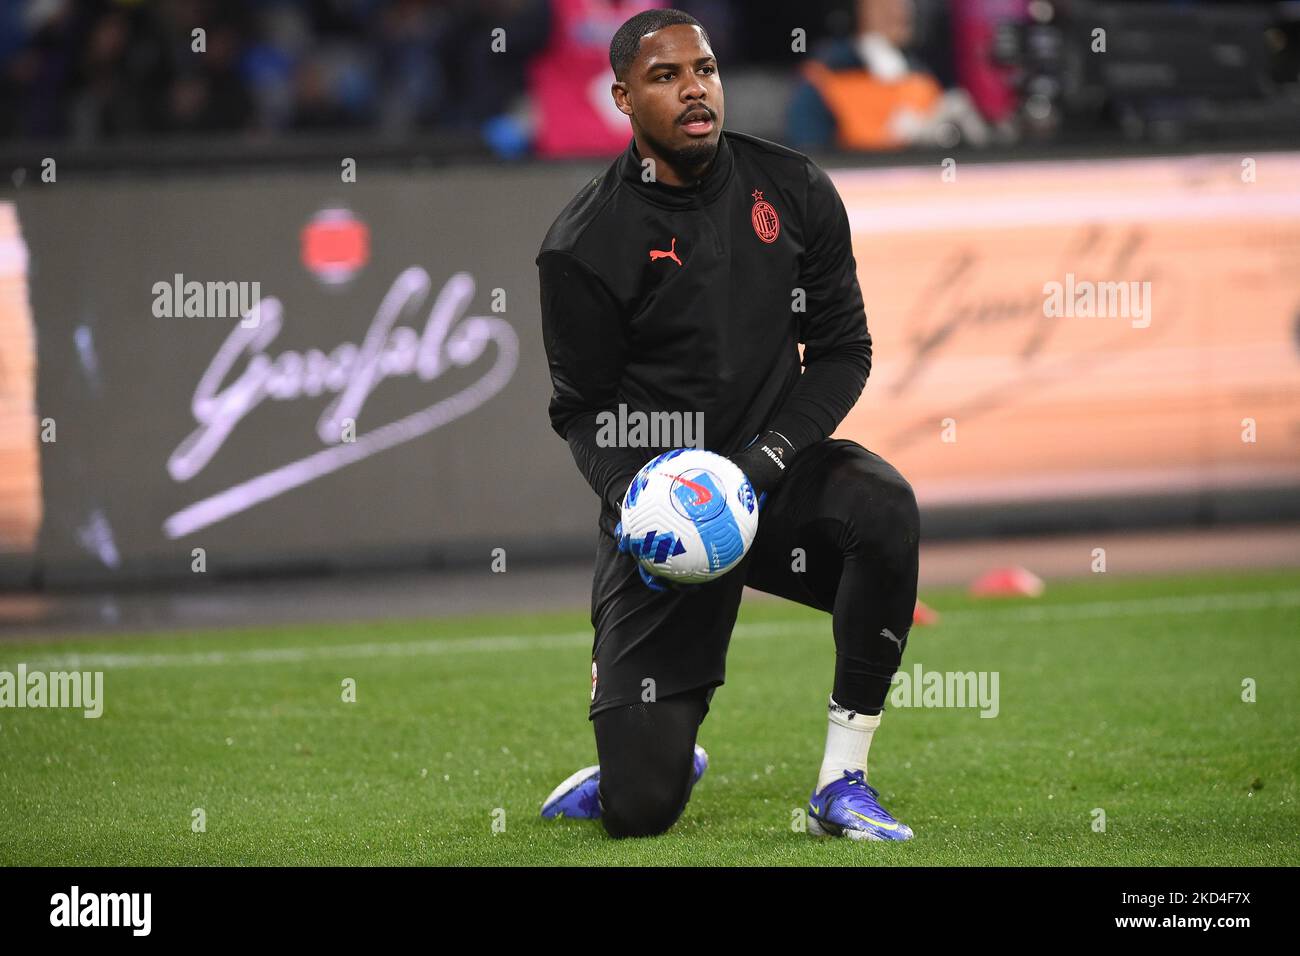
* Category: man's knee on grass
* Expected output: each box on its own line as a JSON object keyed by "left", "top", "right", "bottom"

{"left": 598, "top": 772, "right": 693, "bottom": 839}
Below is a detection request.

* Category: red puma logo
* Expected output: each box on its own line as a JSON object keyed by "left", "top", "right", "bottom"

{"left": 649, "top": 237, "right": 682, "bottom": 266}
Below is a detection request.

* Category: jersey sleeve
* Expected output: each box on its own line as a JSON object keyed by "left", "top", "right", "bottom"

{"left": 766, "top": 159, "right": 873, "bottom": 452}
{"left": 538, "top": 249, "right": 649, "bottom": 507}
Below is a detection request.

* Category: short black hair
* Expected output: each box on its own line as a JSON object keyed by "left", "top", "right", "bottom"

{"left": 609, "top": 8, "right": 711, "bottom": 82}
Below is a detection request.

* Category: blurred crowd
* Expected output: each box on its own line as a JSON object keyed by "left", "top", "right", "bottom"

{"left": 3, "top": 0, "right": 536, "bottom": 142}
{"left": 1, "top": 0, "right": 1293, "bottom": 156}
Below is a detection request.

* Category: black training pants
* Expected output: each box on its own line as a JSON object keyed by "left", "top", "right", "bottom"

{"left": 588, "top": 438, "right": 920, "bottom": 838}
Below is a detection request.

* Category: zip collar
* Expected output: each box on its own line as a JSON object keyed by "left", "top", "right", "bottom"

{"left": 619, "top": 130, "right": 735, "bottom": 209}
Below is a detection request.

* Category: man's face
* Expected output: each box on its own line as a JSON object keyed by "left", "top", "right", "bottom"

{"left": 614, "top": 24, "right": 724, "bottom": 174}
{"left": 860, "top": 0, "right": 915, "bottom": 48}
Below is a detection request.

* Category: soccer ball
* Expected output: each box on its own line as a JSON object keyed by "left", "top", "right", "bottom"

{"left": 618, "top": 448, "right": 760, "bottom": 584}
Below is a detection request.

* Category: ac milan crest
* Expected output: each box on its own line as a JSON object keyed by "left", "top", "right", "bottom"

{"left": 750, "top": 189, "right": 780, "bottom": 243}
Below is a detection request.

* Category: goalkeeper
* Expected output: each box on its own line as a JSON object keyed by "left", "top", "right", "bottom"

{"left": 536, "top": 9, "right": 919, "bottom": 841}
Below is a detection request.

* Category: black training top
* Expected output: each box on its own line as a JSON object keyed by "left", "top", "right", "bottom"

{"left": 537, "top": 128, "right": 872, "bottom": 536}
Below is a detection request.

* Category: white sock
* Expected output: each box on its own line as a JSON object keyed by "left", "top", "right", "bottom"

{"left": 816, "top": 697, "right": 882, "bottom": 792}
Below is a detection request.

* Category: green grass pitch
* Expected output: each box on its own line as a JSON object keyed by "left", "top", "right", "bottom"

{"left": 1, "top": 568, "right": 1297, "bottom": 866}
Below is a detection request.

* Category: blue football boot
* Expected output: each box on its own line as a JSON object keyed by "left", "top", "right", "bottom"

{"left": 541, "top": 744, "right": 709, "bottom": 819}
{"left": 807, "top": 769, "right": 914, "bottom": 841}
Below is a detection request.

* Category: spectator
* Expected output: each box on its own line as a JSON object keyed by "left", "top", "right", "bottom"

{"left": 525, "top": 0, "right": 666, "bottom": 159}
{"left": 787, "top": 0, "right": 987, "bottom": 150}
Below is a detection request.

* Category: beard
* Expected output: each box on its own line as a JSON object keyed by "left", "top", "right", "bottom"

{"left": 641, "top": 125, "right": 720, "bottom": 181}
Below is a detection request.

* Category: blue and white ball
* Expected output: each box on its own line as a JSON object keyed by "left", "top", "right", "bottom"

{"left": 618, "top": 448, "right": 760, "bottom": 584}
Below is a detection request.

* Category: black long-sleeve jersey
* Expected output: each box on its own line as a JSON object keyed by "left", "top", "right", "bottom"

{"left": 537, "top": 129, "right": 872, "bottom": 537}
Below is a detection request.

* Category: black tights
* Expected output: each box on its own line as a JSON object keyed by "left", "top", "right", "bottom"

{"left": 593, "top": 689, "right": 709, "bottom": 838}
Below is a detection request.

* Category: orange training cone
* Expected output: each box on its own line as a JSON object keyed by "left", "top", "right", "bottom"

{"left": 913, "top": 599, "right": 939, "bottom": 625}
{"left": 969, "top": 566, "right": 1045, "bottom": 598}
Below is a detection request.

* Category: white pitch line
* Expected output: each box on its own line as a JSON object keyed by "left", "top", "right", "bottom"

{"left": 0, "top": 631, "right": 591, "bottom": 672}
{"left": 1, "top": 590, "right": 1296, "bottom": 672}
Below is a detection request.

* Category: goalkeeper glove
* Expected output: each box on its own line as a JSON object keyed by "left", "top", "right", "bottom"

{"left": 728, "top": 430, "right": 795, "bottom": 502}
